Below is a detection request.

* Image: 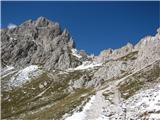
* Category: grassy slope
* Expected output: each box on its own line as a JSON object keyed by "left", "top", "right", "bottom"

{"left": 1, "top": 69, "right": 95, "bottom": 120}
{"left": 119, "top": 60, "right": 160, "bottom": 99}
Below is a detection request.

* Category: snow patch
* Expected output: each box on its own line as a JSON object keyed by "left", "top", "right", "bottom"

{"left": 65, "top": 96, "right": 95, "bottom": 120}
{"left": 68, "top": 61, "right": 102, "bottom": 71}
{"left": 75, "top": 61, "right": 102, "bottom": 70}
{"left": 125, "top": 84, "right": 160, "bottom": 119}
{"left": 8, "top": 65, "right": 43, "bottom": 88}
{"left": 71, "top": 49, "right": 82, "bottom": 58}
{"left": 149, "top": 114, "right": 160, "bottom": 119}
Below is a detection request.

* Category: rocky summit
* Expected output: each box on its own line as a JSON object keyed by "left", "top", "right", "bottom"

{"left": 1, "top": 17, "right": 81, "bottom": 70}
{"left": 1, "top": 17, "right": 160, "bottom": 120}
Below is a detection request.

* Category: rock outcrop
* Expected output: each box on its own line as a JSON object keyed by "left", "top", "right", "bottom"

{"left": 87, "top": 29, "right": 160, "bottom": 87}
{"left": 134, "top": 32, "right": 160, "bottom": 70}
{"left": 1, "top": 17, "right": 82, "bottom": 70}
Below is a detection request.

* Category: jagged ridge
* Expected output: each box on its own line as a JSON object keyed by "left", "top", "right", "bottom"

{"left": 1, "top": 17, "right": 82, "bottom": 70}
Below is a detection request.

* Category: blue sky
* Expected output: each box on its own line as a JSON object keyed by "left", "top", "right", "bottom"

{"left": 1, "top": 1, "right": 159, "bottom": 55}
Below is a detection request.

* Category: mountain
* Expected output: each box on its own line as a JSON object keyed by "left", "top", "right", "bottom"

{"left": 1, "top": 17, "right": 82, "bottom": 70}
{"left": 1, "top": 17, "right": 160, "bottom": 120}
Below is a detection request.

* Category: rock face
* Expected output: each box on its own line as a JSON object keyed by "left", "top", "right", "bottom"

{"left": 1, "top": 17, "right": 81, "bottom": 70}
{"left": 134, "top": 33, "right": 160, "bottom": 70}
{"left": 91, "top": 30, "right": 160, "bottom": 86}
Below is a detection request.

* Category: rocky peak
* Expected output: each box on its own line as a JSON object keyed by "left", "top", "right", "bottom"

{"left": 111, "top": 42, "right": 133, "bottom": 59}
{"left": 62, "top": 28, "right": 70, "bottom": 37}
{"left": 96, "top": 30, "right": 160, "bottom": 68}
{"left": 95, "top": 48, "right": 113, "bottom": 63}
{"left": 68, "top": 37, "right": 76, "bottom": 48}
{"left": 133, "top": 30, "right": 160, "bottom": 70}
{"left": 19, "top": 17, "right": 59, "bottom": 29}
{"left": 99, "top": 48, "right": 113, "bottom": 57}
{"left": 96, "top": 42, "right": 134, "bottom": 62}
{"left": 20, "top": 19, "right": 33, "bottom": 27}
{"left": 1, "top": 17, "right": 81, "bottom": 70}
{"left": 35, "top": 16, "right": 55, "bottom": 27}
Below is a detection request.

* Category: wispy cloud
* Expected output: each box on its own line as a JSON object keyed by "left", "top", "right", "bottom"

{"left": 7, "top": 23, "right": 17, "bottom": 29}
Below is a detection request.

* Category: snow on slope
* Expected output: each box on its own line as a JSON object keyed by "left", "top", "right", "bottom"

{"left": 70, "top": 48, "right": 102, "bottom": 71}
{"left": 124, "top": 84, "right": 160, "bottom": 119}
{"left": 149, "top": 114, "right": 160, "bottom": 119}
{"left": 71, "top": 49, "right": 82, "bottom": 58}
{"left": 65, "top": 90, "right": 110, "bottom": 120}
{"left": 65, "top": 96, "right": 96, "bottom": 120}
{"left": 68, "top": 61, "right": 102, "bottom": 71}
{"left": 8, "top": 65, "right": 43, "bottom": 88}
{"left": 84, "top": 90, "right": 109, "bottom": 120}
{"left": 75, "top": 61, "right": 102, "bottom": 70}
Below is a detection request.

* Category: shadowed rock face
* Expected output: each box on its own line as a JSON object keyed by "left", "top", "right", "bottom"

{"left": 1, "top": 17, "right": 81, "bottom": 70}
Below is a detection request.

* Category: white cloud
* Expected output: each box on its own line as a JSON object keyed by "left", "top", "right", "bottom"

{"left": 7, "top": 23, "right": 17, "bottom": 29}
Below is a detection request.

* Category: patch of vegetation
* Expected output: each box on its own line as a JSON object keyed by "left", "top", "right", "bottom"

{"left": 119, "top": 60, "right": 160, "bottom": 100}
{"left": 136, "top": 63, "right": 160, "bottom": 83}
{"left": 139, "top": 110, "right": 160, "bottom": 119}
{"left": 78, "top": 96, "right": 92, "bottom": 112}
{"left": 1, "top": 72, "right": 52, "bottom": 119}
{"left": 24, "top": 88, "right": 94, "bottom": 120}
{"left": 100, "top": 71, "right": 130, "bottom": 91}
{"left": 102, "top": 91, "right": 114, "bottom": 97}
{"left": 119, "top": 78, "right": 144, "bottom": 99}
{"left": 117, "top": 51, "right": 138, "bottom": 61}
{"left": 102, "top": 59, "right": 112, "bottom": 65}
{"left": 2, "top": 68, "right": 94, "bottom": 120}
{"left": 102, "top": 91, "right": 114, "bottom": 104}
